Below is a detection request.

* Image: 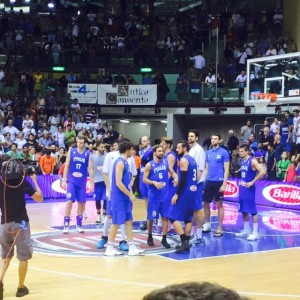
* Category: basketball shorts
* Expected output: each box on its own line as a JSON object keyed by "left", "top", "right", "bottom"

{"left": 94, "top": 181, "right": 106, "bottom": 201}
{"left": 147, "top": 200, "right": 169, "bottom": 220}
{"left": 66, "top": 181, "right": 86, "bottom": 203}
{"left": 202, "top": 181, "right": 223, "bottom": 203}
{"left": 111, "top": 201, "right": 133, "bottom": 225}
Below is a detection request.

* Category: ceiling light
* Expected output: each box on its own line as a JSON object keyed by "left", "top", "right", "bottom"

{"left": 48, "top": 2, "right": 55, "bottom": 9}
{"left": 139, "top": 122, "right": 148, "bottom": 126}
{"left": 160, "top": 120, "right": 167, "bottom": 124}
{"left": 120, "top": 119, "right": 130, "bottom": 123}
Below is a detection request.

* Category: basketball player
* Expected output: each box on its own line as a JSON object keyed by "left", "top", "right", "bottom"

{"left": 92, "top": 141, "right": 107, "bottom": 224}
{"left": 188, "top": 129, "right": 205, "bottom": 244}
{"left": 139, "top": 136, "right": 153, "bottom": 230}
{"left": 235, "top": 145, "right": 266, "bottom": 241}
{"left": 105, "top": 141, "right": 144, "bottom": 256}
{"left": 160, "top": 137, "right": 178, "bottom": 233}
{"left": 97, "top": 140, "right": 136, "bottom": 251}
{"left": 203, "top": 134, "right": 230, "bottom": 237}
{"left": 168, "top": 141, "right": 198, "bottom": 254}
{"left": 143, "top": 145, "right": 170, "bottom": 248}
{"left": 62, "top": 136, "right": 94, "bottom": 233}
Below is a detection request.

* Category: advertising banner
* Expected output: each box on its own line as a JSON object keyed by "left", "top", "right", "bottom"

{"left": 25, "top": 175, "right": 93, "bottom": 200}
{"left": 224, "top": 178, "right": 300, "bottom": 210}
{"left": 98, "top": 84, "right": 157, "bottom": 105}
{"left": 67, "top": 84, "right": 98, "bottom": 104}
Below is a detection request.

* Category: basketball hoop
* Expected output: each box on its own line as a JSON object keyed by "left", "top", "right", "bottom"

{"left": 251, "top": 93, "right": 277, "bottom": 113}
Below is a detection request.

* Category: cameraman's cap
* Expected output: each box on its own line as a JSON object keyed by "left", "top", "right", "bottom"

{"left": 293, "top": 109, "right": 299, "bottom": 113}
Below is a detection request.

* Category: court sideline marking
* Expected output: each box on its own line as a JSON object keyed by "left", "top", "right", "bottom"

{"left": 11, "top": 263, "right": 300, "bottom": 298}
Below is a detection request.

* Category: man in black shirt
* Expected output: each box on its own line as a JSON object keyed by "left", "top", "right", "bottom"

{"left": 0, "top": 159, "right": 43, "bottom": 299}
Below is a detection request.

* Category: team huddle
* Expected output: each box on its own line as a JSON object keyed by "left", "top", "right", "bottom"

{"left": 61, "top": 130, "right": 266, "bottom": 256}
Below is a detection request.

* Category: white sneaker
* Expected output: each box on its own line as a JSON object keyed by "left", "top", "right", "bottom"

{"left": 247, "top": 233, "right": 259, "bottom": 241}
{"left": 105, "top": 247, "right": 124, "bottom": 256}
{"left": 100, "top": 215, "right": 106, "bottom": 224}
{"left": 76, "top": 225, "right": 84, "bottom": 233}
{"left": 83, "top": 211, "right": 87, "bottom": 219}
{"left": 202, "top": 223, "right": 211, "bottom": 233}
{"left": 62, "top": 226, "right": 69, "bottom": 234}
{"left": 235, "top": 230, "right": 250, "bottom": 238}
{"left": 128, "top": 244, "right": 145, "bottom": 256}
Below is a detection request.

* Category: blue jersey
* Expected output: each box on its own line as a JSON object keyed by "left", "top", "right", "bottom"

{"left": 68, "top": 148, "right": 90, "bottom": 185}
{"left": 165, "top": 150, "right": 178, "bottom": 199}
{"left": 139, "top": 146, "right": 153, "bottom": 198}
{"left": 111, "top": 157, "right": 131, "bottom": 210}
{"left": 240, "top": 157, "right": 256, "bottom": 192}
{"left": 148, "top": 159, "right": 168, "bottom": 202}
{"left": 279, "top": 123, "right": 289, "bottom": 144}
{"left": 181, "top": 155, "right": 198, "bottom": 193}
{"left": 206, "top": 146, "right": 230, "bottom": 181}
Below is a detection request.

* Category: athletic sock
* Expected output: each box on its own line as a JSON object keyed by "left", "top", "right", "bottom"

{"left": 253, "top": 223, "right": 258, "bottom": 234}
{"left": 64, "top": 216, "right": 70, "bottom": 226}
{"left": 103, "top": 217, "right": 112, "bottom": 236}
{"left": 192, "top": 225, "right": 197, "bottom": 235}
{"left": 180, "top": 234, "right": 186, "bottom": 243}
{"left": 196, "top": 228, "right": 203, "bottom": 239}
{"left": 244, "top": 221, "right": 250, "bottom": 233}
{"left": 120, "top": 224, "right": 126, "bottom": 240}
{"left": 76, "top": 215, "right": 83, "bottom": 226}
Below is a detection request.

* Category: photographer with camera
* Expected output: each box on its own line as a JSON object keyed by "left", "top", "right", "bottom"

{"left": 0, "top": 158, "right": 43, "bottom": 299}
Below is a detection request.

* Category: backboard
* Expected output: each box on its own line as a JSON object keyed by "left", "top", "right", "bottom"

{"left": 245, "top": 52, "right": 300, "bottom": 106}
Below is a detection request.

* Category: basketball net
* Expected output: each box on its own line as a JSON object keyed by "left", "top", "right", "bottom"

{"left": 251, "top": 93, "right": 277, "bottom": 113}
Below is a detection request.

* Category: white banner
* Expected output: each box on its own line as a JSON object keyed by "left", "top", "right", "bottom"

{"left": 67, "top": 84, "right": 98, "bottom": 104}
{"left": 98, "top": 84, "right": 157, "bottom": 105}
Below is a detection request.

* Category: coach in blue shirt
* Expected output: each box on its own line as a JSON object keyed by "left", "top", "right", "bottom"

{"left": 202, "top": 134, "right": 230, "bottom": 237}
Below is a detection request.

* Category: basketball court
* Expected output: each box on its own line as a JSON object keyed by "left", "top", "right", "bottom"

{"left": 2, "top": 198, "right": 299, "bottom": 300}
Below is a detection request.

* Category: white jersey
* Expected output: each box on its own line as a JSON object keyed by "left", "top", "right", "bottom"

{"left": 189, "top": 143, "right": 206, "bottom": 183}
{"left": 103, "top": 151, "right": 137, "bottom": 185}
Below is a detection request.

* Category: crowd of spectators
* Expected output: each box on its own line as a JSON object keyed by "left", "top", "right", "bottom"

{"left": 222, "top": 112, "right": 300, "bottom": 183}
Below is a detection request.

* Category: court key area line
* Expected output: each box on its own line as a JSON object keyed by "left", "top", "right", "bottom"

{"left": 11, "top": 263, "right": 300, "bottom": 298}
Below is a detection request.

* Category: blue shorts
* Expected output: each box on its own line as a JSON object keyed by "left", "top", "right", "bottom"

{"left": 66, "top": 181, "right": 86, "bottom": 203}
{"left": 239, "top": 186, "right": 257, "bottom": 214}
{"left": 193, "top": 182, "right": 203, "bottom": 210}
{"left": 111, "top": 202, "right": 133, "bottom": 225}
{"left": 168, "top": 192, "right": 196, "bottom": 222}
{"left": 147, "top": 201, "right": 170, "bottom": 220}
{"left": 94, "top": 182, "right": 106, "bottom": 201}
{"left": 139, "top": 181, "right": 149, "bottom": 199}
{"left": 203, "top": 181, "right": 223, "bottom": 203}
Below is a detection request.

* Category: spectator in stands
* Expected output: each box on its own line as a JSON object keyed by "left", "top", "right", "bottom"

{"left": 75, "top": 116, "right": 88, "bottom": 133}
{"left": 70, "top": 98, "right": 80, "bottom": 111}
{"left": 270, "top": 117, "right": 280, "bottom": 135}
{"left": 260, "top": 126, "right": 273, "bottom": 151}
{"left": 64, "top": 124, "right": 76, "bottom": 149}
{"left": 276, "top": 151, "right": 291, "bottom": 180}
{"left": 204, "top": 72, "right": 216, "bottom": 101}
{"left": 38, "top": 131, "right": 53, "bottom": 150}
{"left": 142, "top": 73, "right": 153, "bottom": 84}
{"left": 189, "top": 50, "right": 205, "bottom": 77}
{"left": 84, "top": 106, "right": 96, "bottom": 124}
{"left": 78, "top": 69, "right": 91, "bottom": 83}
{"left": 26, "top": 133, "right": 38, "bottom": 150}
{"left": 240, "top": 119, "right": 253, "bottom": 144}
{"left": 67, "top": 71, "right": 78, "bottom": 83}
{"left": 6, "top": 143, "right": 22, "bottom": 159}
{"left": 254, "top": 143, "right": 266, "bottom": 159}
{"left": 63, "top": 115, "right": 76, "bottom": 130}
{"left": 265, "top": 44, "right": 277, "bottom": 57}
{"left": 3, "top": 119, "right": 19, "bottom": 141}
{"left": 114, "top": 72, "right": 125, "bottom": 84}
{"left": 48, "top": 110, "right": 60, "bottom": 134}
{"left": 236, "top": 48, "right": 248, "bottom": 72}
{"left": 175, "top": 72, "right": 188, "bottom": 102}
{"left": 235, "top": 70, "right": 247, "bottom": 101}
{"left": 23, "top": 122, "right": 36, "bottom": 139}
{"left": 107, "top": 124, "right": 119, "bottom": 142}
{"left": 248, "top": 133, "right": 258, "bottom": 154}
{"left": 266, "top": 143, "right": 276, "bottom": 180}
{"left": 40, "top": 149, "right": 56, "bottom": 175}
{"left": 153, "top": 72, "right": 169, "bottom": 102}
{"left": 227, "top": 130, "right": 239, "bottom": 153}
{"left": 15, "top": 132, "right": 27, "bottom": 151}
